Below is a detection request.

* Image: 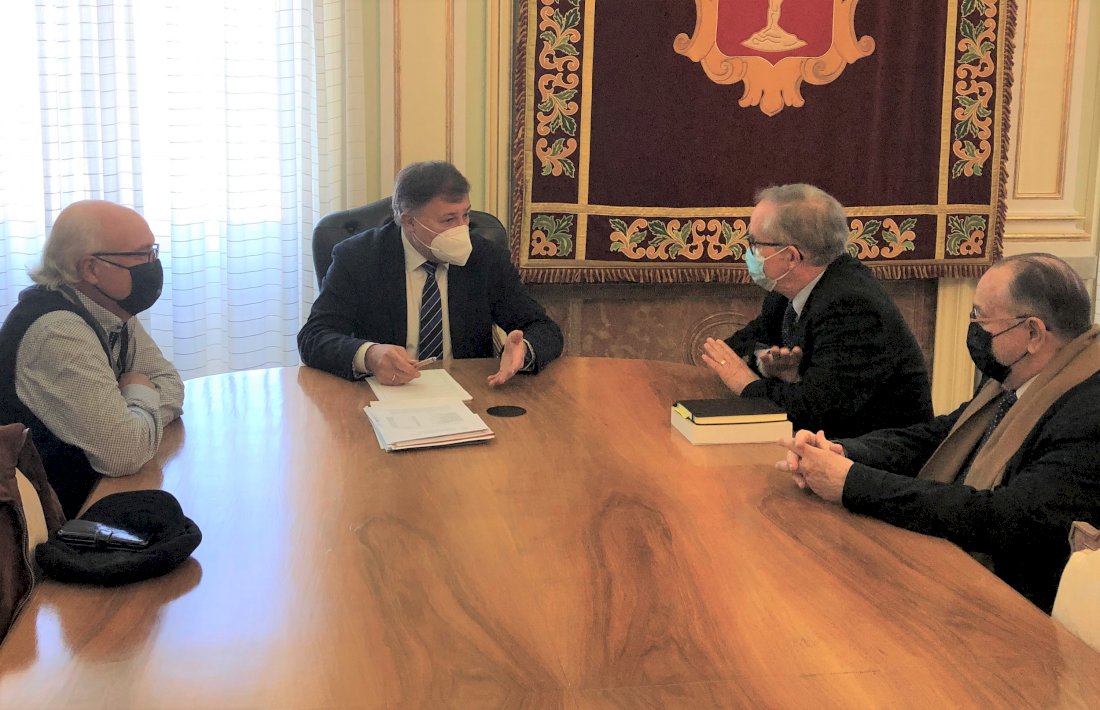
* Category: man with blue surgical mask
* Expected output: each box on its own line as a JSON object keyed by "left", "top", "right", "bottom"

{"left": 702, "top": 184, "right": 932, "bottom": 437}
{"left": 299, "top": 160, "right": 563, "bottom": 386}
{"left": 0, "top": 201, "right": 184, "bottom": 516}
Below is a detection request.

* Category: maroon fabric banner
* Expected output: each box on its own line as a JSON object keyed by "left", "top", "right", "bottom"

{"left": 511, "top": 0, "right": 1016, "bottom": 283}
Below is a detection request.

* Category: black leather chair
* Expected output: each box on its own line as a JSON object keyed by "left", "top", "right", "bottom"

{"left": 311, "top": 196, "right": 508, "bottom": 288}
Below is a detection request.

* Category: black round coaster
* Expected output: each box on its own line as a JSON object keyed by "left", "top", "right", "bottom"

{"left": 486, "top": 405, "right": 527, "bottom": 418}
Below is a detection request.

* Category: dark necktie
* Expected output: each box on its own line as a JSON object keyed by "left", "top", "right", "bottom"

{"left": 987, "top": 389, "right": 1018, "bottom": 433}
{"left": 956, "top": 390, "right": 1017, "bottom": 482}
{"left": 418, "top": 263, "right": 444, "bottom": 360}
{"left": 108, "top": 324, "right": 130, "bottom": 376}
{"left": 781, "top": 302, "right": 797, "bottom": 348}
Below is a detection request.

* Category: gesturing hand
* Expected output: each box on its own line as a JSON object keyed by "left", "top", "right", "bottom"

{"left": 701, "top": 337, "right": 759, "bottom": 395}
{"left": 757, "top": 346, "right": 803, "bottom": 383}
{"left": 488, "top": 330, "right": 527, "bottom": 387}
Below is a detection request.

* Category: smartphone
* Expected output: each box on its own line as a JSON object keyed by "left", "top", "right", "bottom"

{"left": 56, "top": 519, "right": 150, "bottom": 550}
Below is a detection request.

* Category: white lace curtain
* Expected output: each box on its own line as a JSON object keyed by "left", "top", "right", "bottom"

{"left": 0, "top": 0, "right": 362, "bottom": 379}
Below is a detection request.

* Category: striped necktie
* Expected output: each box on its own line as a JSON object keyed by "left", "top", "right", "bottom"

{"left": 418, "top": 262, "right": 444, "bottom": 360}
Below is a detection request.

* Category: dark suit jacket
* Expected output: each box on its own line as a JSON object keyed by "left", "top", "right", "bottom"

{"left": 726, "top": 254, "right": 932, "bottom": 438}
{"left": 298, "top": 222, "right": 563, "bottom": 380}
{"left": 839, "top": 371, "right": 1100, "bottom": 612}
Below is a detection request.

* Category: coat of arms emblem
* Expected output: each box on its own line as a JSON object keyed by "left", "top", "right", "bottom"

{"left": 674, "top": 0, "right": 875, "bottom": 116}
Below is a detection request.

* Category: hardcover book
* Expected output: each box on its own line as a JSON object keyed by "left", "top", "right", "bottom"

{"left": 670, "top": 410, "right": 792, "bottom": 446}
{"left": 672, "top": 397, "right": 787, "bottom": 425}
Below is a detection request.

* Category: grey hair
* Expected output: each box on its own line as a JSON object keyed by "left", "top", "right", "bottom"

{"left": 391, "top": 161, "right": 470, "bottom": 219}
{"left": 754, "top": 184, "right": 848, "bottom": 266}
{"left": 29, "top": 203, "right": 104, "bottom": 288}
{"left": 1000, "top": 253, "right": 1093, "bottom": 339}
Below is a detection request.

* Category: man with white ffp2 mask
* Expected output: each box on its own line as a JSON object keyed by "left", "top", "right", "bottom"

{"left": 298, "top": 160, "right": 563, "bottom": 386}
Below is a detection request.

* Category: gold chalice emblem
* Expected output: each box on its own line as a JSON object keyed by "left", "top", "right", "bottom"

{"left": 742, "top": 0, "right": 806, "bottom": 52}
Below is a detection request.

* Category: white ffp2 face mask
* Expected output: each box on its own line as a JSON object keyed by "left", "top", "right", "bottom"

{"left": 411, "top": 218, "right": 472, "bottom": 266}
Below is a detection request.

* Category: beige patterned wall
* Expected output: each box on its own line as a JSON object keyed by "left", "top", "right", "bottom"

{"left": 349, "top": 0, "right": 1100, "bottom": 415}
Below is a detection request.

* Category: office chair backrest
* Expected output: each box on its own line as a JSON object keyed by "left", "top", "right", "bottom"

{"left": 312, "top": 196, "right": 509, "bottom": 288}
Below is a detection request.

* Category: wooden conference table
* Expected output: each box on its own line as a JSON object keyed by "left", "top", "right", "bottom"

{"left": 1, "top": 357, "right": 1098, "bottom": 709}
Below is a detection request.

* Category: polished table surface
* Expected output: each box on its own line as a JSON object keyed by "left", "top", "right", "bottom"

{"left": 1, "top": 357, "right": 1098, "bottom": 709}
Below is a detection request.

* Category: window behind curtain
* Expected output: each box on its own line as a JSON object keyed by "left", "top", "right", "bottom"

{"left": 0, "top": 0, "right": 319, "bottom": 379}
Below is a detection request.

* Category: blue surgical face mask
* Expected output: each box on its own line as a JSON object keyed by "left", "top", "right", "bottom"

{"left": 744, "top": 245, "right": 792, "bottom": 291}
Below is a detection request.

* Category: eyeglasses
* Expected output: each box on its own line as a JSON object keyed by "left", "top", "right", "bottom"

{"left": 746, "top": 236, "right": 788, "bottom": 254}
{"left": 93, "top": 244, "right": 160, "bottom": 268}
{"left": 968, "top": 307, "right": 1031, "bottom": 325}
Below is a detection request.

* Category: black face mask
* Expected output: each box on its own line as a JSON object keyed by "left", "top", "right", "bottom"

{"left": 966, "top": 318, "right": 1028, "bottom": 383}
{"left": 102, "top": 260, "right": 164, "bottom": 316}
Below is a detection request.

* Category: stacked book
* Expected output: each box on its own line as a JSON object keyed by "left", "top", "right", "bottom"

{"left": 671, "top": 397, "right": 792, "bottom": 445}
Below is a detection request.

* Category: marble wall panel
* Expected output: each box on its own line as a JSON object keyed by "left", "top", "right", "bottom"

{"left": 530, "top": 280, "right": 938, "bottom": 376}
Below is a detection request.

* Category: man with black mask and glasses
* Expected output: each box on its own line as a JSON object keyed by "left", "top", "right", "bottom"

{"left": 0, "top": 201, "right": 183, "bottom": 516}
{"left": 777, "top": 253, "right": 1100, "bottom": 612}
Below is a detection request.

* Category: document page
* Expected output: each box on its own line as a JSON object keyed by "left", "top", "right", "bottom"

{"left": 368, "top": 369, "right": 473, "bottom": 402}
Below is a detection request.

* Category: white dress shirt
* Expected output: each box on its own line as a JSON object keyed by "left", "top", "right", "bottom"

{"left": 351, "top": 227, "right": 535, "bottom": 374}
{"left": 353, "top": 228, "right": 454, "bottom": 372}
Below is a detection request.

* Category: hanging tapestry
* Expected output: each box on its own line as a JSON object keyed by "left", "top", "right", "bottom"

{"left": 511, "top": 0, "right": 1016, "bottom": 283}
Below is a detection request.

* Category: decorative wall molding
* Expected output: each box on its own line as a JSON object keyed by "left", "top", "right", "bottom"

{"left": 1011, "top": 0, "right": 1078, "bottom": 200}
{"left": 1004, "top": 0, "right": 1098, "bottom": 248}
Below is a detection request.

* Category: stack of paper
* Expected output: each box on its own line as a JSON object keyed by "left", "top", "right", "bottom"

{"left": 364, "top": 370, "right": 492, "bottom": 451}
{"left": 365, "top": 398, "right": 494, "bottom": 451}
